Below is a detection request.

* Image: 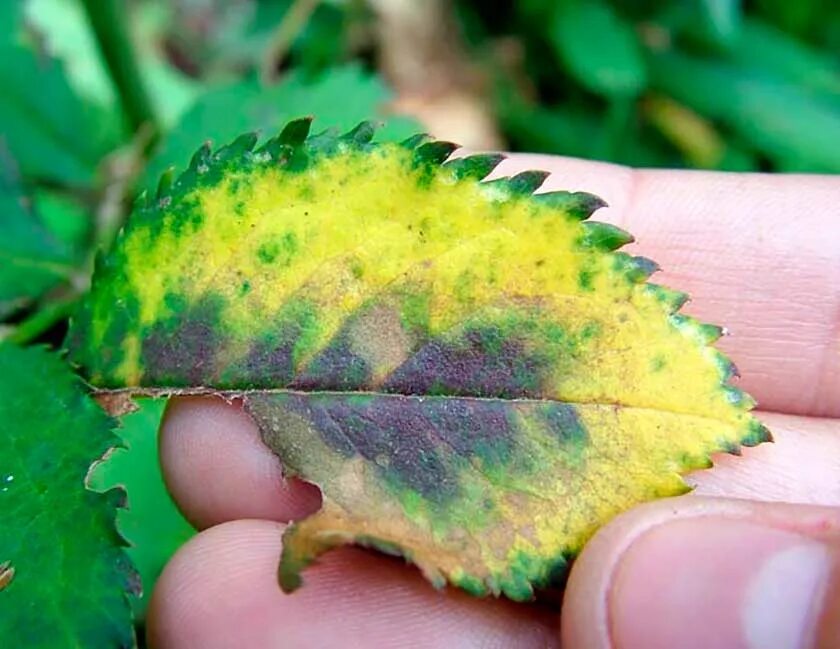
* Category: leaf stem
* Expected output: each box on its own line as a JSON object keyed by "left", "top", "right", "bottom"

{"left": 80, "top": 0, "right": 160, "bottom": 147}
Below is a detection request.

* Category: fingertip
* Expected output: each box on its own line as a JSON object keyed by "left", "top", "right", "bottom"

{"left": 147, "top": 519, "right": 559, "bottom": 648}
{"left": 159, "top": 396, "right": 321, "bottom": 528}
{"left": 146, "top": 520, "right": 286, "bottom": 648}
{"left": 560, "top": 497, "right": 840, "bottom": 649}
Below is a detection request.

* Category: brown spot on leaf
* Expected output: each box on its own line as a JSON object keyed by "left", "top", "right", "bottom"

{"left": 0, "top": 561, "right": 15, "bottom": 592}
{"left": 348, "top": 304, "right": 414, "bottom": 383}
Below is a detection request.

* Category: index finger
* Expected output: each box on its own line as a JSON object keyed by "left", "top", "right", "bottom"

{"left": 489, "top": 155, "right": 840, "bottom": 418}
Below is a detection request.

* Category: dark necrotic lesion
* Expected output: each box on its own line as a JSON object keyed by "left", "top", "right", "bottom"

{"left": 383, "top": 324, "right": 551, "bottom": 399}
{"left": 292, "top": 335, "right": 371, "bottom": 391}
{"left": 280, "top": 393, "right": 526, "bottom": 503}
{"left": 303, "top": 394, "right": 460, "bottom": 501}
{"left": 141, "top": 292, "right": 225, "bottom": 386}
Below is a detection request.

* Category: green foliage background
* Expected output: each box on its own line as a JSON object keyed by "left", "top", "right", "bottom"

{"left": 0, "top": 0, "right": 837, "bottom": 645}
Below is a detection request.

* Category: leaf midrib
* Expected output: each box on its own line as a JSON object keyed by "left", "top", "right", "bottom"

{"left": 92, "top": 386, "right": 746, "bottom": 427}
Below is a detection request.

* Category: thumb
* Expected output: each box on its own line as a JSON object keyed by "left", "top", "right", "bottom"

{"left": 561, "top": 497, "right": 840, "bottom": 649}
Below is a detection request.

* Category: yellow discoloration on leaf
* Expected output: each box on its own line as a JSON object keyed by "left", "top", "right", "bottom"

{"left": 96, "top": 142, "right": 735, "bottom": 420}
{"left": 68, "top": 121, "right": 769, "bottom": 600}
{"left": 251, "top": 393, "right": 750, "bottom": 598}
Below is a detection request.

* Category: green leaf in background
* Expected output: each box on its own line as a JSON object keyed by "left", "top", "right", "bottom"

{"left": 755, "top": 0, "right": 822, "bottom": 36}
{"left": 697, "top": 0, "right": 743, "bottom": 45}
{"left": 0, "top": 147, "right": 74, "bottom": 319}
{"left": 26, "top": 0, "right": 203, "bottom": 129}
{"left": 497, "top": 87, "right": 676, "bottom": 168}
{"left": 143, "top": 64, "right": 421, "bottom": 188}
{"left": 549, "top": 1, "right": 647, "bottom": 98}
{"left": 89, "top": 398, "right": 194, "bottom": 621}
{"left": 648, "top": 50, "right": 840, "bottom": 172}
{"left": 31, "top": 189, "right": 93, "bottom": 260}
{"left": 0, "top": 35, "right": 120, "bottom": 186}
{"left": 642, "top": 95, "right": 757, "bottom": 171}
{"left": 0, "top": 343, "right": 135, "bottom": 648}
{"left": 26, "top": 0, "right": 117, "bottom": 109}
{"left": 725, "top": 18, "right": 840, "bottom": 100}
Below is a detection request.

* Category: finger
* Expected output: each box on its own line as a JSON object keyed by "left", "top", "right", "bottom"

{"left": 487, "top": 155, "right": 840, "bottom": 417}
{"left": 160, "top": 398, "right": 840, "bottom": 529}
{"left": 688, "top": 411, "right": 840, "bottom": 506}
{"left": 560, "top": 496, "right": 840, "bottom": 649}
{"left": 159, "top": 396, "right": 321, "bottom": 529}
{"left": 146, "top": 519, "right": 559, "bottom": 649}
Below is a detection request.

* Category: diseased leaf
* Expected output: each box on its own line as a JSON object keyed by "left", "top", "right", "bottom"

{"left": 0, "top": 343, "right": 135, "bottom": 647}
{"left": 0, "top": 146, "right": 74, "bottom": 318}
{"left": 66, "top": 120, "right": 769, "bottom": 600}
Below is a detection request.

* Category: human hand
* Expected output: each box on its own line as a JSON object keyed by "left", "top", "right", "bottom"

{"left": 146, "top": 155, "right": 840, "bottom": 648}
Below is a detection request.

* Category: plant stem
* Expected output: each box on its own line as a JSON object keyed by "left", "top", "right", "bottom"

{"left": 80, "top": 0, "right": 160, "bottom": 147}
{"left": 260, "top": 0, "right": 322, "bottom": 85}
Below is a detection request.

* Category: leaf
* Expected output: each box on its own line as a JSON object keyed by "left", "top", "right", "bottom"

{"left": 0, "top": 146, "right": 74, "bottom": 318}
{"left": 647, "top": 50, "right": 840, "bottom": 172}
{"left": 697, "top": 0, "right": 743, "bottom": 45}
{"left": 142, "top": 64, "right": 421, "bottom": 190}
{"left": 0, "top": 343, "right": 135, "bottom": 647}
{"left": 31, "top": 188, "right": 93, "bottom": 259}
{"left": 725, "top": 18, "right": 840, "bottom": 100}
{"left": 66, "top": 120, "right": 769, "bottom": 600}
{"left": 548, "top": 1, "right": 647, "bottom": 98}
{"left": 642, "top": 94, "right": 757, "bottom": 170}
{"left": 88, "top": 398, "right": 194, "bottom": 621}
{"left": 25, "top": 0, "right": 117, "bottom": 108}
{"left": 26, "top": 0, "right": 203, "bottom": 128}
{"left": 0, "top": 33, "right": 120, "bottom": 185}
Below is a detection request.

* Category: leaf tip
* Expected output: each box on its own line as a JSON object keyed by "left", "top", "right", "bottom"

{"left": 507, "top": 170, "right": 551, "bottom": 195}
{"left": 444, "top": 153, "right": 506, "bottom": 181}
{"left": 414, "top": 140, "right": 459, "bottom": 166}
{"left": 341, "top": 120, "right": 381, "bottom": 146}
{"left": 189, "top": 142, "right": 213, "bottom": 173}
{"left": 534, "top": 191, "right": 607, "bottom": 220}
{"left": 155, "top": 166, "right": 176, "bottom": 201}
{"left": 742, "top": 419, "right": 773, "bottom": 446}
{"left": 580, "top": 221, "right": 635, "bottom": 250}
{"left": 400, "top": 133, "right": 434, "bottom": 149}
{"left": 278, "top": 116, "right": 315, "bottom": 147}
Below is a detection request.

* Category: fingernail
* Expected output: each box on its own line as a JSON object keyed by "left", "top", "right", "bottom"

{"left": 609, "top": 518, "right": 831, "bottom": 649}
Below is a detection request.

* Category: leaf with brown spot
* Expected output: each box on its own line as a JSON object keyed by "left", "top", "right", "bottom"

{"left": 66, "top": 119, "right": 770, "bottom": 600}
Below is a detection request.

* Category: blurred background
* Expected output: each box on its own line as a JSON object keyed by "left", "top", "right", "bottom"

{"left": 1, "top": 0, "right": 838, "bottom": 641}
{"left": 8, "top": 0, "right": 840, "bottom": 183}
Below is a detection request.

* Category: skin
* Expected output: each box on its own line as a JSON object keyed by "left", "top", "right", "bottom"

{"left": 145, "top": 154, "right": 840, "bottom": 648}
